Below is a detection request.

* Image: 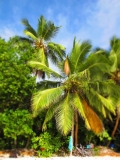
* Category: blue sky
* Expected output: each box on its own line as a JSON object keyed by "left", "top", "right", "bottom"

{"left": 1, "top": 0, "right": 120, "bottom": 52}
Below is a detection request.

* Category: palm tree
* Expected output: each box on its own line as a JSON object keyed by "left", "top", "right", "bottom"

{"left": 30, "top": 38, "right": 120, "bottom": 149}
{"left": 21, "top": 15, "right": 66, "bottom": 78}
{"left": 107, "top": 36, "right": 120, "bottom": 146}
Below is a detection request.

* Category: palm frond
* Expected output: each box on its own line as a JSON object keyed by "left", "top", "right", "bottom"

{"left": 84, "top": 80, "right": 120, "bottom": 119}
{"left": 42, "top": 103, "right": 58, "bottom": 131}
{"left": 24, "top": 30, "right": 38, "bottom": 40}
{"left": 48, "top": 50, "right": 58, "bottom": 64}
{"left": 110, "top": 36, "right": 120, "bottom": 52}
{"left": 55, "top": 92, "right": 74, "bottom": 135}
{"left": 18, "top": 36, "right": 33, "bottom": 44}
{"left": 71, "top": 90, "right": 105, "bottom": 134}
{"left": 27, "top": 61, "right": 62, "bottom": 78}
{"left": 83, "top": 100, "right": 104, "bottom": 134}
{"left": 43, "top": 22, "right": 61, "bottom": 41}
{"left": 107, "top": 112, "right": 113, "bottom": 121}
{"left": 72, "top": 93, "right": 91, "bottom": 130}
{"left": 109, "top": 50, "right": 118, "bottom": 72}
{"left": 88, "top": 88, "right": 116, "bottom": 114}
{"left": 110, "top": 36, "right": 117, "bottom": 48}
{"left": 32, "top": 86, "right": 63, "bottom": 116}
{"left": 21, "top": 19, "right": 38, "bottom": 39}
{"left": 48, "top": 42, "right": 66, "bottom": 63}
{"left": 37, "top": 15, "right": 46, "bottom": 38}
{"left": 78, "top": 51, "right": 111, "bottom": 79}
{"left": 89, "top": 80, "right": 120, "bottom": 105}
{"left": 36, "top": 48, "right": 48, "bottom": 65}
{"left": 37, "top": 16, "right": 61, "bottom": 41}
{"left": 57, "top": 60, "right": 67, "bottom": 77}
{"left": 109, "top": 39, "right": 120, "bottom": 70}
{"left": 101, "top": 105, "right": 107, "bottom": 118}
{"left": 69, "top": 39, "right": 92, "bottom": 73}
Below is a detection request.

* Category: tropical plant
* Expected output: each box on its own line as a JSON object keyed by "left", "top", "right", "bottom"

{"left": 30, "top": 38, "right": 120, "bottom": 148}
{"left": 107, "top": 36, "right": 120, "bottom": 146}
{"left": 21, "top": 15, "right": 66, "bottom": 79}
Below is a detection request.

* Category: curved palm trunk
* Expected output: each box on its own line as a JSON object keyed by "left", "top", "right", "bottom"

{"left": 75, "top": 110, "right": 78, "bottom": 146}
{"left": 107, "top": 113, "right": 120, "bottom": 147}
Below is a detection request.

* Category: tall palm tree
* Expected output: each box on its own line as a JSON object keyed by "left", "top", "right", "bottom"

{"left": 30, "top": 38, "right": 120, "bottom": 148}
{"left": 107, "top": 36, "right": 120, "bottom": 146}
{"left": 21, "top": 15, "right": 66, "bottom": 78}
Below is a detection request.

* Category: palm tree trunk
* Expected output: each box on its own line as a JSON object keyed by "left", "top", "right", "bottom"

{"left": 107, "top": 113, "right": 120, "bottom": 147}
{"left": 75, "top": 110, "right": 78, "bottom": 146}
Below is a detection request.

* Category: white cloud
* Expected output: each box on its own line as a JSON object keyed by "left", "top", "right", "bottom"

{"left": 46, "top": 8, "right": 53, "bottom": 20}
{"left": 95, "top": 0, "right": 120, "bottom": 31}
{"left": 52, "top": 0, "right": 120, "bottom": 50}
{"left": 1, "top": 0, "right": 120, "bottom": 52}
{"left": 0, "top": 27, "right": 21, "bottom": 40}
{"left": 62, "top": 0, "right": 120, "bottom": 51}
{"left": 52, "top": 14, "right": 73, "bottom": 52}
{"left": 0, "top": 27, "right": 15, "bottom": 40}
{"left": 86, "top": 0, "right": 120, "bottom": 49}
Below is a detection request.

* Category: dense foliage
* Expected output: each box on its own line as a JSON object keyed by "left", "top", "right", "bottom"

{"left": 0, "top": 109, "right": 34, "bottom": 148}
{"left": 0, "top": 36, "right": 36, "bottom": 149}
{"left": 0, "top": 37, "right": 36, "bottom": 110}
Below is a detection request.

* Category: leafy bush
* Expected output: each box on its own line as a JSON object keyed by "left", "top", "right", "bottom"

{"left": 31, "top": 131, "right": 66, "bottom": 157}
{"left": 0, "top": 109, "right": 34, "bottom": 148}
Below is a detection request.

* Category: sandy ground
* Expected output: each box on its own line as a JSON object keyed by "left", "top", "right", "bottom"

{"left": 0, "top": 156, "right": 120, "bottom": 160}
{"left": 0, "top": 147, "right": 120, "bottom": 160}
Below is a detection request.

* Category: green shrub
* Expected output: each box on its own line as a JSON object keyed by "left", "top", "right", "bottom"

{"left": 31, "top": 131, "right": 65, "bottom": 157}
{"left": 0, "top": 109, "right": 34, "bottom": 148}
